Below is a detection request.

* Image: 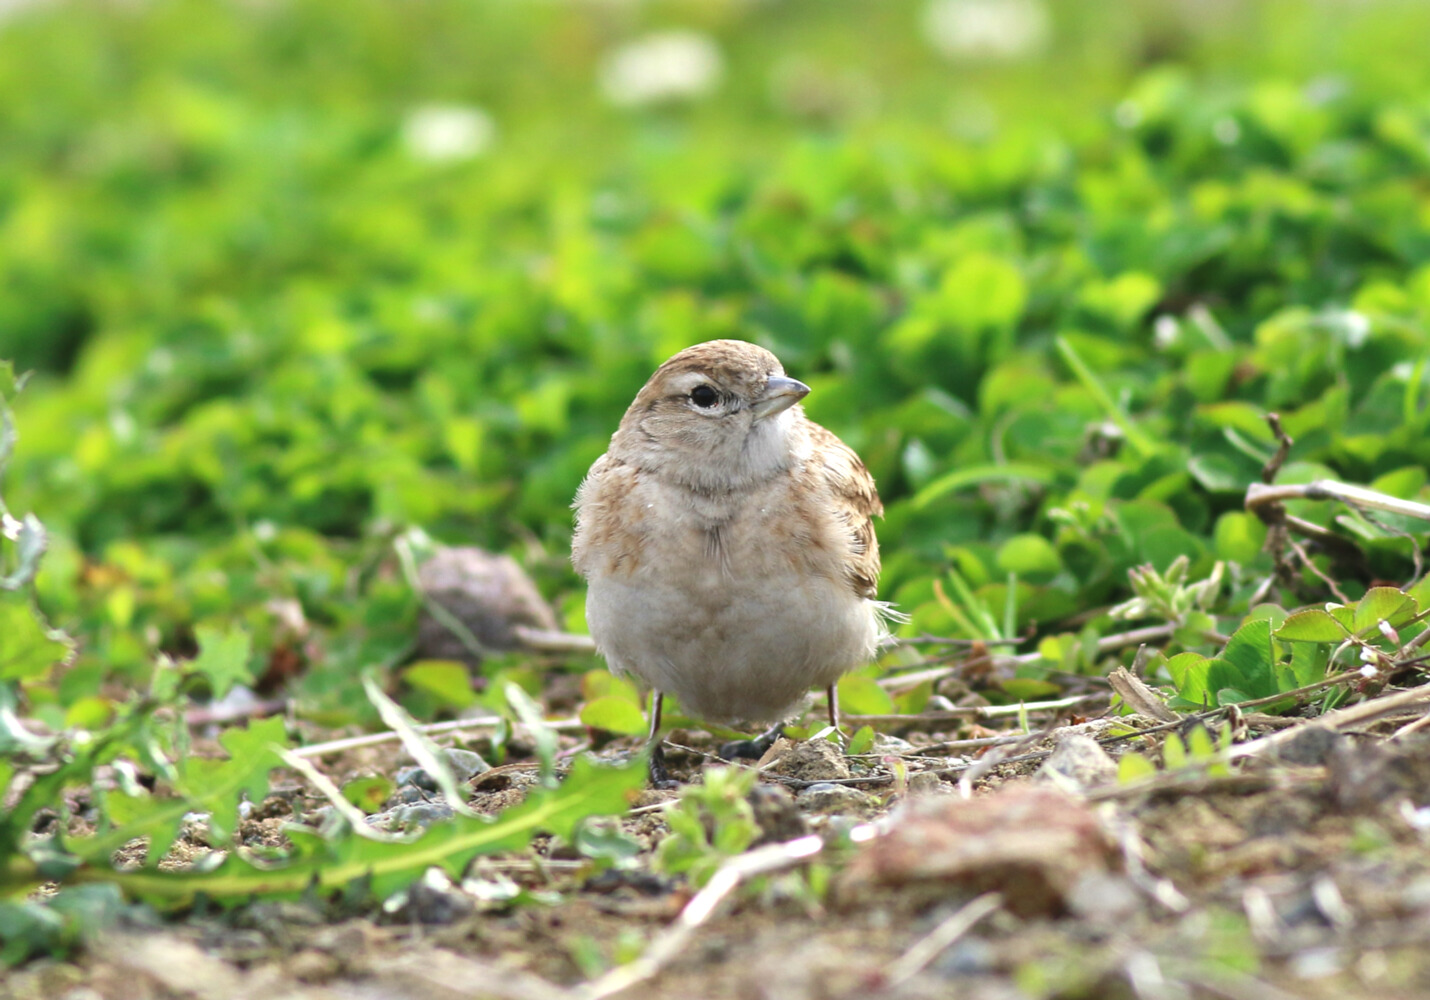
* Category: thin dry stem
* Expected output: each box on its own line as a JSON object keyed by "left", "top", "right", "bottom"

{"left": 582, "top": 834, "right": 825, "bottom": 1000}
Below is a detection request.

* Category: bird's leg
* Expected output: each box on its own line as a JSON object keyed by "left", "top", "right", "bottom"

{"left": 825, "top": 682, "right": 855, "bottom": 745}
{"left": 645, "top": 690, "right": 679, "bottom": 788}
{"left": 718, "top": 721, "right": 787, "bottom": 761}
{"left": 719, "top": 684, "right": 847, "bottom": 760}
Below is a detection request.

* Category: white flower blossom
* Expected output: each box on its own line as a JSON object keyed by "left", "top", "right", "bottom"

{"left": 1153, "top": 315, "right": 1180, "bottom": 350}
{"left": 599, "top": 31, "right": 724, "bottom": 107}
{"left": 1401, "top": 800, "right": 1430, "bottom": 832}
{"left": 402, "top": 105, "right": 496, "bottom": 163}
{"left": 922, "top": 0, "right": 1050, "bottom": 61}
{"left": 1338, "top": 310, "right": 1371, "bottom": 348}
{"left": 0, "top": 0, "right": 47, "bottom": 22}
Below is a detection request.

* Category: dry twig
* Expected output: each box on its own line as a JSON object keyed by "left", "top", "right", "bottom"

{"left": 882, "top": 893, "right": 1002, "bottom": 988}
{"left": 582, "top": 834, "right": 826, "bottom": 999}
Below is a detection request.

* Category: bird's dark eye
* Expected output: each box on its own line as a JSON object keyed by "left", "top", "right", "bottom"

{"left": 690, "top": 384, "right": 720, "bottom": 409}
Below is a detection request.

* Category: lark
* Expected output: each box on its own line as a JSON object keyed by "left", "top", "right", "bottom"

{"left": 572, "top": 340, "right": 897, "bottom": 780}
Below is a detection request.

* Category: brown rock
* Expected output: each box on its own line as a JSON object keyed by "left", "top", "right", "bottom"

{"left": 839, "top": 786, "right": 1118, "bottom": 916}
{"left": 1328, "top": 732, "right": 1430, "bottom": 812}
{"left": 1034, "top": 732, "right": 1118, "bottom": 793}
{"left": 761, "top": 737, "right": 851, "bottom": 781}
{"left": 749, "top": 783, "right": 810, "bottom": 843}
{"left": 415, "top": 547, "right": 559, "bottom": 665}
{"left": 285, "top": 948, "right": 341, "bottom": 984}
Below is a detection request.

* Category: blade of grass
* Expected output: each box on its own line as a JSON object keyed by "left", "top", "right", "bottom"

{"left": 1056, "top": 335, "right": 1156, "bottom": 458}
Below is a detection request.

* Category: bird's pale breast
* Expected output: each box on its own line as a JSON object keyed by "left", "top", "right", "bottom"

{"left": 577, "top": 462, "right": 882, "bottom": 723}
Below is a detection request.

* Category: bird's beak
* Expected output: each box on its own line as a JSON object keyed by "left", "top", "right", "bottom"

{"left": 751, "top": 375, "right": 811, "bottom": 420}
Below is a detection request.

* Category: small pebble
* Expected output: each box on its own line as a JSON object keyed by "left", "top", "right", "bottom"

{"left": 933, "top": 935, "right": 997, "bottom": 977}
{"left": 1066, "top": 872, "right": 1142, "bottom": 922}
{"left": 907, "top": 771, "right": 950, "bottom": 796}
{"left": 286, "top": 948, "right": 341, "bottom": 984}
{"left": 387, "top": 785, "right": 429, "bottom": 806}
{"left": 749, "top": 783, "right": 808, "bottom": 843}
{"left": 1035, "top": 733, "right": 1117, "bottom": 793}
{"left": 797, "top": 782, "right": 880, "bottom": 814}
{"left": 765, "top": 739, "right": 851, "bottom": 781}
{"left": 871, "top": 733, "right": 916, "bottom": 754}
{"left": 371, "top": 802, "right": 455, "bottom": 831}
{"left": 441, "top": 747, "right": 491, "bottom": 780}
{"left": 395, "top": 766, "right": 438, "bottom": 792}
{"left": 383, "top": 869, "right": 474, "bottom": 925}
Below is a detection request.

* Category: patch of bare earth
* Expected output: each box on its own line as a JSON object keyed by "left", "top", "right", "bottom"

{"left": 9, "top": 710, "right": 1430, "bottom": 1000}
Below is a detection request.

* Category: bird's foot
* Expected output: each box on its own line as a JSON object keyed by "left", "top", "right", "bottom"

{"left": 647, "top": 742, "right": 680, "bottom": 789}
{"left": 718, "top": 722, "right": 787, "bottom": 761}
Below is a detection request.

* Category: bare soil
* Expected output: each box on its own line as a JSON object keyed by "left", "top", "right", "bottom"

{"left": 7, "top": 710, "right": 1430, "bottom": 1000}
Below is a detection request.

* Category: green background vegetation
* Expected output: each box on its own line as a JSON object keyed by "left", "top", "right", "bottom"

{"left": 5, "top": 0, "right": 1430, "bottom": 727}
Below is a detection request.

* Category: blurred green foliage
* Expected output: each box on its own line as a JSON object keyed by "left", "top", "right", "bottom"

{"left": 2, "top": 0, "right": 1430, "bottom": 724}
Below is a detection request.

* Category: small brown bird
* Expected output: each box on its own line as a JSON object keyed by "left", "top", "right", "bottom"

{"left": 572, "top": 340, "right": 897, "bottom": 777}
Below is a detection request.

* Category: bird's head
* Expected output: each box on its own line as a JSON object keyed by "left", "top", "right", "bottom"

{"left": 610, "top": 339, "right": 810, "bottom": 493}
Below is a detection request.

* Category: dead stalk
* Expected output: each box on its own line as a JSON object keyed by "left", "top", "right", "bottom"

{"left": 1246, "top": 480, "right": 1430, "bottom": 523}
{"left": 582, "top": 835, "right": 825, "bottom": 1000}
{"left": 289, "top": 715, "right": 584, "bottom": 759}
{"left": 880, "top": 624, "right": 1175, "bottom": 692}
{"left": 882, "top": 893, "right": 1002, "bottom": 988}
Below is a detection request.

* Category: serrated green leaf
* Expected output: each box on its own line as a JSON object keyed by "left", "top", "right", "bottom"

{"left": 0, "top": 708, "right": 154, "bottom": 871}
{"left": 712, "top": 817, "right": 756, "bottom": 856}
{"left": 579, "top": 696, "right": 647, "bottom": 736}
{"left": 75, "top": 716, "right": 288, "bottom": 868}
{"left": 1407, "top": 577, "right": 1430, "bottom": 613}
{"left": 0, "top": 595, "right": 74, "bottom": 681}
{"left": 0, "top": 884, "right": 125, "bottom": 967}
{"left": 0, "top": 683, "right": 56, "bottom": 756}
{"left": 0, "top": 513, "right": 47, "bottom": 591}
{"left": 1352, "top": 587, "right": 1417, "bottom": 634}
{"left": 103, "top": 754, "right": 642, "bottom": 907}
{"left": 1327, "top": 605, "right": 1356, "bottom": 632}
{"left": 190, "top": 625, "right": 253, "bottom": 700}
{"left": 1274, "top": 609, "right": 1350, "bottom": 642}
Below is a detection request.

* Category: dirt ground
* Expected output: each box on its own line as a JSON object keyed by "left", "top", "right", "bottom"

{"left": 8, "top": 702, "right": 1430, "bottom": 1000}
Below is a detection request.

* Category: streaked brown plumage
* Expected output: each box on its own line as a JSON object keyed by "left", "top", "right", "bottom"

{"left": 572, "top": 340, "right": 895, "bottom": 741}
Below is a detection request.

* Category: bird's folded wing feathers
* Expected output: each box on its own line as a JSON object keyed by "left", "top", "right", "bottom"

{"left": 807, "top": 423, "right": 883, "bottom": 600}
{"left": 572, "top": 454, "right": 651, "bottom": 580}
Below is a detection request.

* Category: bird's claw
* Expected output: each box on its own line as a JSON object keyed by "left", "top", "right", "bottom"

{"left": 718, "top": 723, "right": 785, "bottom": 761}
{"left": 648, "top": 742, "right": 681, "bottom": 788}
